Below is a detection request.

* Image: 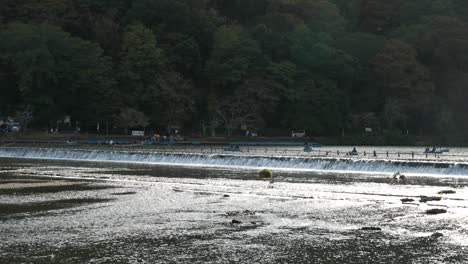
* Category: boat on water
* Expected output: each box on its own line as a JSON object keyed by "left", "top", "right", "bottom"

{"left": 65, "top": 140, "right": 79, "bottom": 146}
{"left": 224, "top": 145, "right": 242, "bottom": 152}
{"left": 347, "top": 147, "right": 358, "bottom": 156}
{"left": 424, "top": 147, "right": 449, "bottom": 154}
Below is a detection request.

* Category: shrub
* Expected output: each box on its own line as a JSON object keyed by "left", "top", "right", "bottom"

{"left": 258, "top": 169, "right": 273, "bottom": 179}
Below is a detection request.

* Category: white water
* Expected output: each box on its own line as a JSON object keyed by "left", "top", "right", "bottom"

{"left": 1, "top": 147, "right": 468, "bottom": 176}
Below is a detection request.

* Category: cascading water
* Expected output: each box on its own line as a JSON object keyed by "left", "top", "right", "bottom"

{"left": 0, "top": 147, "right": 467, "bottom": 176}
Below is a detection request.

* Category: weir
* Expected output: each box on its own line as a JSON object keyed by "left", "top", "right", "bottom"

{"left": 0, "top": 147, "right": 467, "bottom": 176}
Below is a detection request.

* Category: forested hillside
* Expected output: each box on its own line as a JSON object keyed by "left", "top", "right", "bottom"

{"left": 1, "top": 0, "right": 468, "bottom": 141}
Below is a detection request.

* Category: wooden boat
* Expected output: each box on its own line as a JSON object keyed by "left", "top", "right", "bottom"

{"left": 424, "top": 148, "right": 449, "bottom": 154}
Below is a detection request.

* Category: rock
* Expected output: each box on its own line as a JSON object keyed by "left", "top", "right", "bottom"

{"left": 425, "top": 209, "right": 447, "bottom": 215}
{"left": 438, "top": 190, "right": 456, "bottom": 194}
{"left": 226, "top": 210, "right": 256, "bottom": 217}
{"left": 231, "top": 219, "right": 242, "bottom": 224}
{"left": 401, "top": 198, "right": 415, "bottom": 203}
{"left": 431, "top": 232, "right": 444, "bottom": 238}
{"left": 111, "top": 191, "right": 137, "bottom": 196}
{"left": 361, "top": 227, "right": 381, "bottom": 231}
{"left": 243, "top": 210, "right": 255, "bottom": 215}
{"left": 223, "top": 194, "right": 230, "bottom": 198}
{"left": 420, "top": 196, "right": 442, "bottom": 203}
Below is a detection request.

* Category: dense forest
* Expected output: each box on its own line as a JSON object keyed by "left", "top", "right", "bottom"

{"left": 1, "top": 0, "right": 468, "bottom": 143}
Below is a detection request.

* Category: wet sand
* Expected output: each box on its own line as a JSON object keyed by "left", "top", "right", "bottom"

{"left": 1, "top": 158, "right": 467, "bottom": 263}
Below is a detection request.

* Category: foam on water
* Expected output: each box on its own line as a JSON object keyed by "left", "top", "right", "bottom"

{"left": 1, "top": 147, "right": 468, "bottom": 176}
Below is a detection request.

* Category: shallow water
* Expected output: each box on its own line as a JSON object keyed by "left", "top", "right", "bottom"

{"left": 2, "top": 146, "right": 468, "bottom": 176}
{"left": 0, "top": 158, "right": 467, "bottom": 263}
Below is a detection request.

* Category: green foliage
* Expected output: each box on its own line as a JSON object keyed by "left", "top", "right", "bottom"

{"left": 0, "top": 22, "right": 114, "bottom": 124}
{"left": 118, "top": 23, "right": 194, "bottom": 125}
{"left": 118, "top": 22, "right": 165, "bottom": 98}
{"left": 115, "top": 107, "right": 150, "bottom": 131}
{"left": 258, "top": 169, "right": 273, "bottom": 179}
{"left": 383, "top": 130, "right": 416, "bottom": 146}
{"left": 1, "top": 0, "right": 468, "bottom": 142}
{"left": 205, "top": 25, "right": 268, "bottom": 89}
{"left": 290, "top": 27, "right": 355, "bottom": 81}
{"left": 163, "top": 34, "right": 202, "bottom": 75}
{"left": 283, "top": 77, "right": 348, "bottom": 135}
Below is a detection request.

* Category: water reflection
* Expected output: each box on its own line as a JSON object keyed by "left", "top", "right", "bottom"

{"left": 0, "top": 159, "right": 467, "bottom": 263}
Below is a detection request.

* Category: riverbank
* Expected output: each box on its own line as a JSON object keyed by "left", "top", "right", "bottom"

{"left": 1, "top": 131, "right": 464, "bottom": 147}
{"left": 1, "top": 159, "right": 468, "bottom": 263}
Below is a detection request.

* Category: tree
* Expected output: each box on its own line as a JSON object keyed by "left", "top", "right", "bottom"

{"left": 118, "top": 22, "right": 165, "bottom": 106}
{"left": 252, "top": 13, "right": 304, "bottom": 61}
{"left": 290, "top": 27, "right": 355, "bottom": 82}
{"left": 115, "top": 107, "right": 150, "bottom": 134}
{"left": 383, "top": 98, "right": 407, "bottom": 131}
{"left": 0, "top": 56, "right": 20, "bottom": 115}
{"left": 210, "top": 0, "right": 269, "bottom": 23}
{"left": 204, "top": 25, "right": 267, "bottom": 89}
{"left": 0, "top": 0, "right": 17, "bottom": 24}
{"left": 154, "top": 72, "right": 195, "bottom": 125}
{"left": 292, "top": 0, "right": 346, "bottom": 34}
{"left": 0, "top": 22, "right": 115, "bottom": 125}
{"left": 118, "top": 22, "right": 194, "bottom": 126}
{"left": 356, "top": 0, "right": 402, "bottom": 34}
{"left": 216, "top": 78, "right": 280, "bottom": 135}
{"left": 126, "top": 0, "right": 218, "bottom": 54}
{"left": 372, "top": 39, "right": 435, "bottom": 132}
{"left": 282, "top": 77, "right": 348, "bottom": 135}
{"left": 162, "top": 33, "right": 202, "bottom": 76}
{"left": 399, "top": 0, "right": 455, "bottom": 25}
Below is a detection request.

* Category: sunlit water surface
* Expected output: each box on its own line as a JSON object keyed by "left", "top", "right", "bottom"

{"left": 0, "top": 153, "right": 468, "bottom": 263}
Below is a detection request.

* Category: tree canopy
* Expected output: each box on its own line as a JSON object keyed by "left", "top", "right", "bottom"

{"left": 2, "top": 0, "right": 468, "bottom": 142}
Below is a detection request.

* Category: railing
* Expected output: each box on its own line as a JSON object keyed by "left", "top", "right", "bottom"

{"left": 1, "top": 141, "right": 467, "bottom": 163}
{"left": 75, "top": 145, "right": 468, "bottom": 163}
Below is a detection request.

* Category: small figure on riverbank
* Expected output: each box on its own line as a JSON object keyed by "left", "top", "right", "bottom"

{"left": 393, "top": 172, "right": 406, "bottom": 181}
{"left": 349, "top": 147, "right": 358, "bottom": 156}
{"left": 303, "top": 142, "right": 312, "bottom": 152}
